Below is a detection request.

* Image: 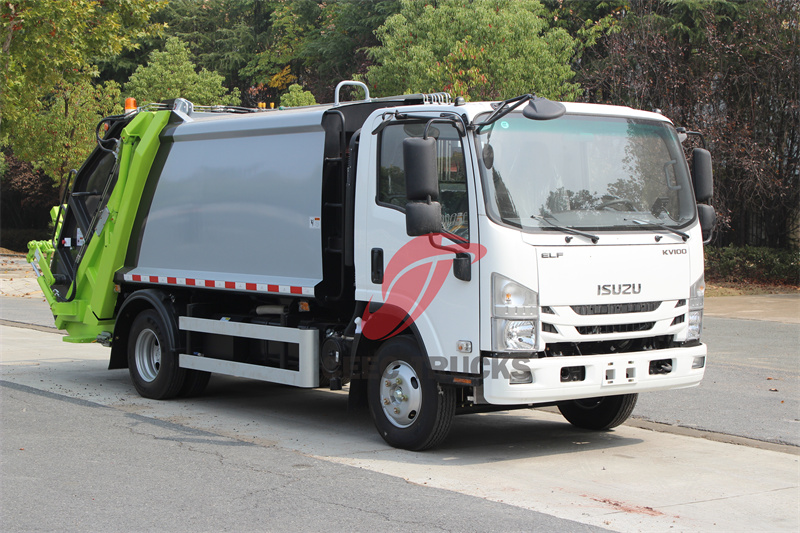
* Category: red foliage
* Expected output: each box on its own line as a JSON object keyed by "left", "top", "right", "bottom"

{"left": 1, "top": 153, "right": 60, "bottom": 230}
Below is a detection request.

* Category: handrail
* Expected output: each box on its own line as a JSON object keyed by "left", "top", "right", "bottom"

{"left": 334, "top": 81, "right": 371, "bottom": 106}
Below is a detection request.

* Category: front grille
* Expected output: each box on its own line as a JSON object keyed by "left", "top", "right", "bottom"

{"left": 571, "top": 302, "right": 661, "bottom": 315}
{"left": 542, "top": 322, "right": 559, "bottom": 333}
{"left": 576, "top": 322, "right": 655, "bottom": 335}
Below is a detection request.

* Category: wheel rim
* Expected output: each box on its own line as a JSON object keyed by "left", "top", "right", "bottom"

{"left": 134, "top": 328, "right": 161, "bottom": 383}
{"left": 379, "top": 360, "right": 422, "bottom": 428}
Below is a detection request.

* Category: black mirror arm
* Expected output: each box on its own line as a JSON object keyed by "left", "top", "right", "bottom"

{"left": 677, "top": 128, "right": 707, "bottom": 149}
{"left": 474, "top": 94, "right": 533, "bottom": 132}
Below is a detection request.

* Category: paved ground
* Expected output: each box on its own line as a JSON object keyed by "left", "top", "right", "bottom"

{"left": 2, "top": 325, "right": 798, "bottom": 532}
{"left": 704, "top": 293, "right": 800, "bottom": 324}
{"left": 4, "top": 381, "right": 606, "bottom": 533}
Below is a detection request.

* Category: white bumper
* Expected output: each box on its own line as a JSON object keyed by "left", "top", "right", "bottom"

{"left": 481, "top": 344, "right": 706, "bottom": 405}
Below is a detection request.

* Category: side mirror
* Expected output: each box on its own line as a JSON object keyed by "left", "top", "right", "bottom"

{"left": 403, "top": 136, "right": 442, "bottom": 236}
{"left": 692, "top": 148, "right": 713, "bottom": 202}
{"left": 697, "top": 204, "right": 716, "bottom": 243}
{"left": 522, "top": 97, "right": 566, "bottom": 121}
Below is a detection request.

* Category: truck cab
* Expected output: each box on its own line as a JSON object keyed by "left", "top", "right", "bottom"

{"left": 353, "top": 95, "right": 712, "bottom": 447}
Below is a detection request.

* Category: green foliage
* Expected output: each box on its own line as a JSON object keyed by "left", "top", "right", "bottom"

{"left": 298, "top": 1, "right": 401, "bottom": 96}
{"left": 96, "top": 0, "right": 399, "bottom": 106}
{"left": 140, "top": 0, "right": 268, "bottom": 97}
{"left": 1, "top": 0, "right": 164, "bottom": 132}
{"left": 9, "top": 78, "right": 122, "bottom": 191}
{"left": 366, "top": 0, "right": 580, "bottom": 101}
{"left": 124, "top": 38, "right": 241, "bottom": 106}
{"left": 279, "top": 84, "right": 317, "bottom": 107}
{"left": 544, "top": 0, "right": 627, "bottom": 51}
{"left": 705, "top": 246, "right": 800, "bottom": 286}
{"left": 241, "top": 0, "right": 320, "bottom": 99}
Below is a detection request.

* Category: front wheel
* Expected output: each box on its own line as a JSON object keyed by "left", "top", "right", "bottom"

{"left": 557, "top": 393, "right": 638, "bottom": 430}
{"left": 127, "top": 309, "right": 185, "bottom": 400}
{"left": 368, "top": 336, "right": 455, "bottom": 450}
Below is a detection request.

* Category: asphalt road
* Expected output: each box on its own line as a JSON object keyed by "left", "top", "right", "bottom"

{"left": 3, "top": 381, "right": 605, "bottom": 533}
{"left": 634, "top": 317, "right": 800, "bottom": 446}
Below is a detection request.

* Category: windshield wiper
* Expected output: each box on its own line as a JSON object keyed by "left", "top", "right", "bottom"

{"left": 531, "top": 215, "right": 599, "bottom": 244}
{"left": 624, "top": 218, "right": 689, "bottom": 241}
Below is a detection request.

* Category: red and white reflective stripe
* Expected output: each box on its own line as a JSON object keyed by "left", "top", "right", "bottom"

{"left": 123, "top": 273, "right": 314, "bottom": 296}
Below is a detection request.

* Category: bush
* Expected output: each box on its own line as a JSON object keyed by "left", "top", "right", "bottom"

{"left": 705, "top": 245, "right": 800, "bottom": 286}
{"left": 279, "top": 84, "right": 317, "bottom": 108}
{"left": 1, "top": 153, "right": 59, "bottom": 230}
{"left": 0, "top": 228, "right": 52, "bottom": 253}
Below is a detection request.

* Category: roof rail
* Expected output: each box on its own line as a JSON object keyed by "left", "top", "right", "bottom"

{"left": 422, "top": 92, "right": 452, "bottom": 104}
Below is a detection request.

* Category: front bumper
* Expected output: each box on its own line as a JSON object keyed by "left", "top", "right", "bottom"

{"left": 481, "top": 343, "right": 706, "bottom": 405}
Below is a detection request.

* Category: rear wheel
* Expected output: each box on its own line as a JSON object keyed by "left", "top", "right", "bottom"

{"left": 557, "top": 393, "right": 638, "bottom": 430}
{"left": 127, "top": 309, "right": 185, "bottom": 400}
{"left": 368, "top": 336, "right": 455, "bottom": 450}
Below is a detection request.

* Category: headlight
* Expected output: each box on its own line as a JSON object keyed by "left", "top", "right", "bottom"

{"left": 496, "top": 319, "right": 536, "bottom": 351}
{"left": 687, "top": 274, "right": 705, "bottom": 341}
{"left": 492, "top": 274, "right": 538, "bottom": 351}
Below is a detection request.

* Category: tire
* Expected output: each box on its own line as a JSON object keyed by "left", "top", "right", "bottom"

{"left": 557, "top": 393, "right": 638, "bottom": 430}
{"left": 127, "top": 309, "right": 185, "bottom": 400}
{"left": 367, "top": 336, "right": 455, "bottom": 450}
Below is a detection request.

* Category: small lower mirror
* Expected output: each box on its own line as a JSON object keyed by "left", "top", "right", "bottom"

{"left": 697, "top": 204, "right": 716, "bottom": 243}
{"left": 406, "top": 201, "right": 442, "bottom": 236}
{"left": 453, "top": 253, "right": 471, "bottom": 281}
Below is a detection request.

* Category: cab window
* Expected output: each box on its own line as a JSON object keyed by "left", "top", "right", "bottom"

{"left": 378, "top": 122, "right": 469, "bottom": 239}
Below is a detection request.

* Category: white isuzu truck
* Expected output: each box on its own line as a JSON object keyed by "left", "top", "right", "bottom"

{"left": 29, "top": 81, "right": 716, "bottom": 450}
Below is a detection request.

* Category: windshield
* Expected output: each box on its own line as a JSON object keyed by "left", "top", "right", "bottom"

{"left": 475, "top": 113, "right": 696, "bottom": 233}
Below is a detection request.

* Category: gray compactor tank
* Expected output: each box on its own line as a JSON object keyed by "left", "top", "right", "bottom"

{"left": 127, "top": 107, "right": 329, "bottom": 291}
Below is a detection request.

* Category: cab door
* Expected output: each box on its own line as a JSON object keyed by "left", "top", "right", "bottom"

{"left": 355, "top": 117, "right": 482, "bottom": 374}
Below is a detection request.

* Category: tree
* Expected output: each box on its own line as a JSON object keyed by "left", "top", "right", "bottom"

{"left": 365, "top": 0, "right": 580, "bottom": 101}
{"left": 0, "top": 152, "right": 60, "bottom": 230}
{"left": 8, "top": 77, "right": 122, "bottom": 194}
{"left": 99, "top": 1, "right": 400, "bottom": 107}
{"left": 279, "top": 84, "right": 317, "bottom": 107}
{"left": 575, "top": 0, "right": 799, "bottom": 248}
{"left": 124, "top": 37, "right": 241, "bottom": 106}
{"left": 298, "top": 0, "right": 401, "bottom": 97}
{"left": 1, "top": 0, "right": 164, "bottom": 133}
{"left": 242, "top": 0, "right": 401, "bottom": 105}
